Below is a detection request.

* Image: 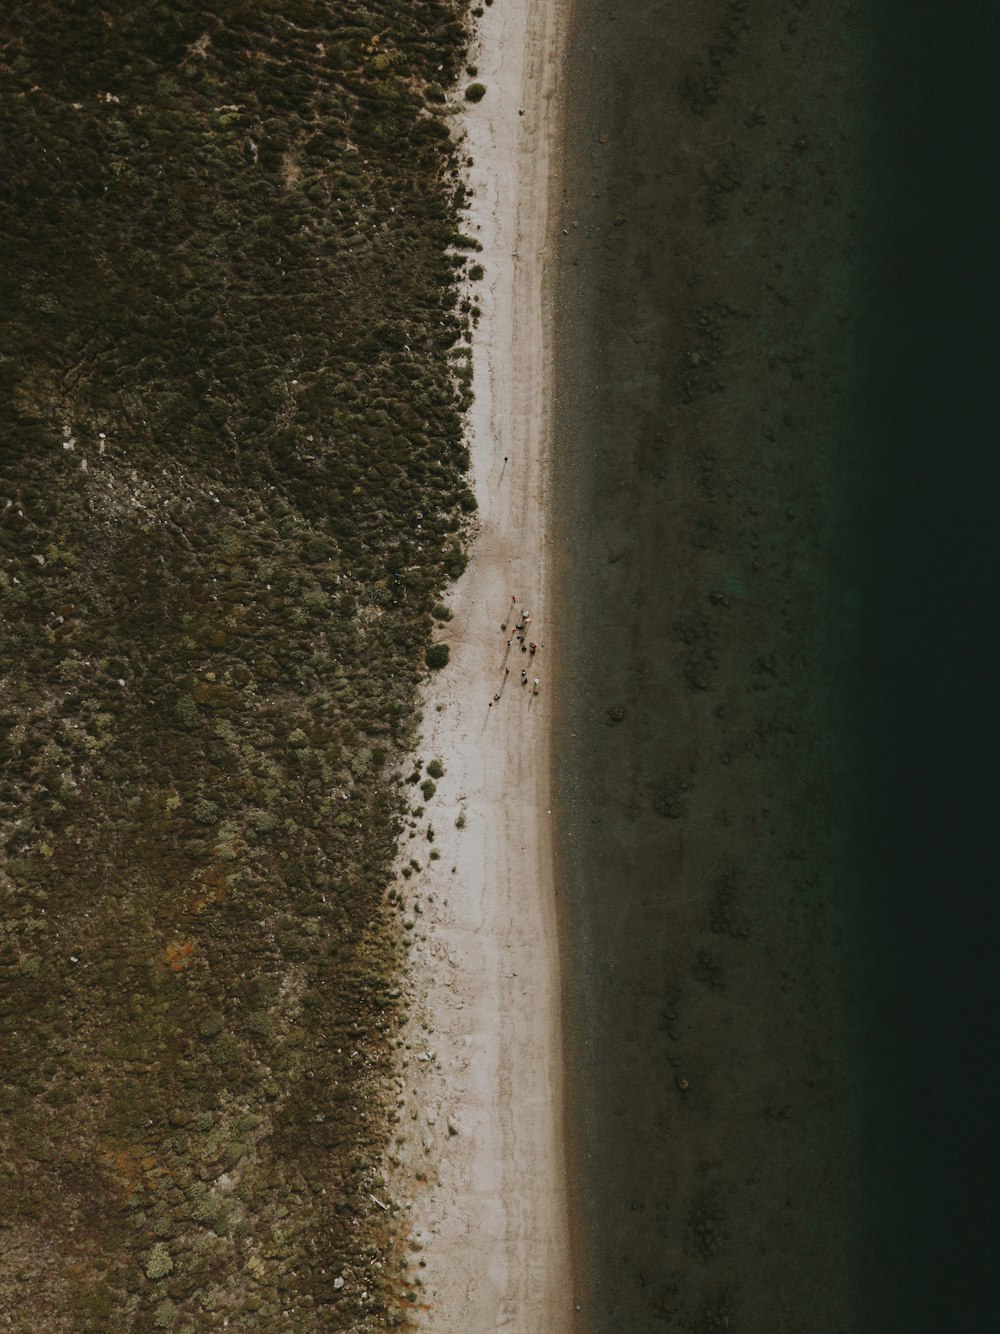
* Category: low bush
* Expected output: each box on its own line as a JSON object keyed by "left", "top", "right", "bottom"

{"left": 425, "top": 643, "right": 450, "bottom": 670}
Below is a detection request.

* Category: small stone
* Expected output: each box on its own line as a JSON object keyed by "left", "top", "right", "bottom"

{"left": 447, "top": 1117, "right": 460, "bottom": 1137}
{"left": 333, "top": 1276, "right": 344, "bottom": 1291}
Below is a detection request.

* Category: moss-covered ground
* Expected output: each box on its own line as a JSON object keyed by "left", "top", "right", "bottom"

{"left": 0, "top": 2, "right": 475, "bottom": 1328}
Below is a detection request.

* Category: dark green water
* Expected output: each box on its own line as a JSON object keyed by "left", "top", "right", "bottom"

{"left": 859, "top": 3, "right": 1000, "bottom": 1328}
{"left": 551, "top": 0, "right": 999, "bottom": 1329}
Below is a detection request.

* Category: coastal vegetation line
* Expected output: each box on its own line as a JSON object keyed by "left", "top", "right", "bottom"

{"left": 0, "top": 1, "right": 483, "bottom": 1328}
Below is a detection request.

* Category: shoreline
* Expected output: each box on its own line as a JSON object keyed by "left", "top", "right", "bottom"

{"left": 389, "top": 0, "right": 573, "bottom": 1328}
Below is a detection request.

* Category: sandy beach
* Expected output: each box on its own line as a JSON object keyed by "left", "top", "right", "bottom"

{"left": 388, "top": 0, "right": 572, "bottom": 1328}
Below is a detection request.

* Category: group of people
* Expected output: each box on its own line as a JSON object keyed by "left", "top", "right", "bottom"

{"left": 489, "top": 596, "right": 540, "bottom": 707}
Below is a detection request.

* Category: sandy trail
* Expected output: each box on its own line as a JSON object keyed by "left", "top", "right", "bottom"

{"left": 387, "top": 0, "right": 572, "bottom": 1328}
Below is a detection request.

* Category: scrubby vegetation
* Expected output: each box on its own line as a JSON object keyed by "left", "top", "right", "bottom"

{"left": 0, "top": 1, "right": 473, "bottom": 1329}
{"left": 424, "top": 642, "right": 451, "bottom": 669}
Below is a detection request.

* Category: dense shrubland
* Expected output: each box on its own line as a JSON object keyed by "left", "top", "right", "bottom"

{"left": 0, "top": 1, "right": 474, "bottom": 1327}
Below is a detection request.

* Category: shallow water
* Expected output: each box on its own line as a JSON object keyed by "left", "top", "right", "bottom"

{"left": 551, "top": 0, "right": 1000, "bottom": 1328}
{"left": 546, "top": 0, "right": 969, "bottom": 1328}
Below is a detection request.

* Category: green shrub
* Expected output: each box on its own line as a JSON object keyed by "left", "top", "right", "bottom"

{"left": 211, "top": 1033, "right": 241, "bottom": 1067}
{"left": 465, "top": 83, "right": 487, "bottom": 103}
{"left": 431, "top": 603, "right": 453, "bottom": 621}
{"left": 174, "top": 695, "right": 200, "bottom": 730}
{"left": 302, "top": 537, "right": 333, "bottom": 564}
{"left": 247, "top": 1011, "right": 273, "bottom": 1038}
{"left": 425, "top": 643, "right": 450, "bottom": 670}
{"left": 442, "top": 546, "right": 467, "bottom": 579}
{"left": 199, "top": 1011, "right": 225, "bottom": 1039}
{"left": 420, "top": 779, "right": 436, "bottom": 801}
{"left": 426, "top": 758, "right": 445, "bottom": 778}
{"left": 469, "top": 263, "right": 485, "bottom": 281}
{"left": 153, "top": 1299, "right": 176, "bottom": 1329}
{"left": 144, "top": 1243, "right": 174, "bottom": 1280}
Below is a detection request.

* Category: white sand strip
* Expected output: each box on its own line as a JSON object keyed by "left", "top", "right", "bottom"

{"left": 388, "top": 0, "right": 572, "bottom": 1328}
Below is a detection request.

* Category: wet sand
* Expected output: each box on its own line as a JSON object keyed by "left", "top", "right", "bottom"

{"left": 551, "top": 0, "right": 872, "bottom": 1328}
